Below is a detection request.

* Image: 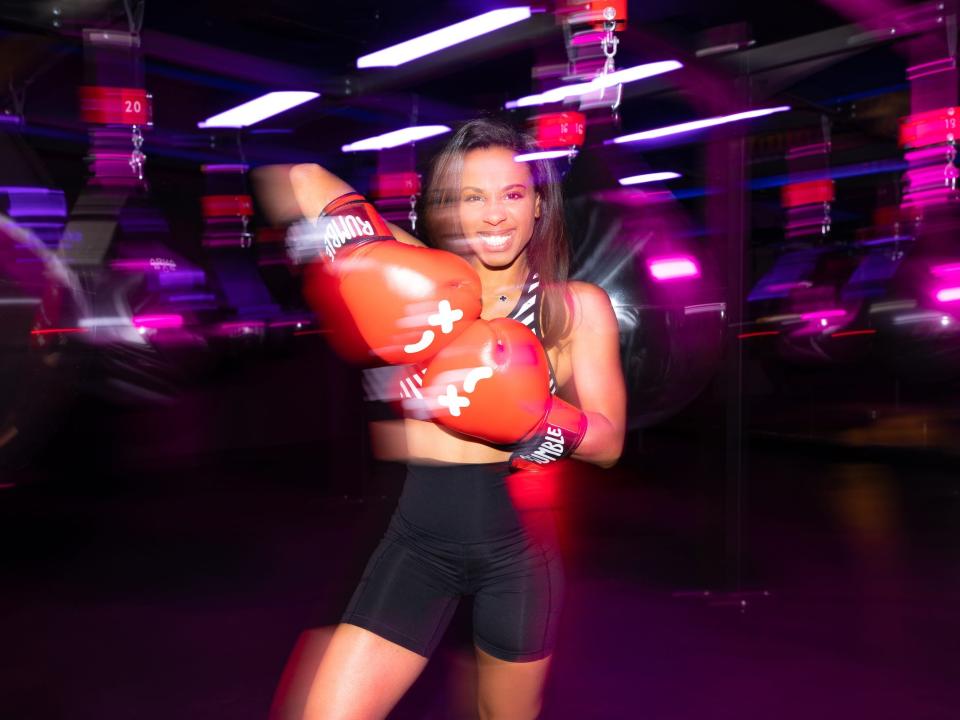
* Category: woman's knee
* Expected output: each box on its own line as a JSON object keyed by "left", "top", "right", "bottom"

{"left": 475, "top": 649, "right": 550, "bottom": 720}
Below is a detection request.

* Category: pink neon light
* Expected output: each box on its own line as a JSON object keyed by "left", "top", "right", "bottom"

{"left": 110, "top": 258, "right": 177, "bottom": 272}
{"left": 132, "top": 314, "right": 184, "bottom": 329}
{"left": 800, "top": 309, "right": 846, "bottom": 321}
{"left": 738, "top": 331, "right": 780, "bottom": 339}
{"left": 647, "top": 256, "right": 701, "bottom": 281}
{"left": 268, "top": 319, "right": 309, "bottom": 328}
{"left": 930, "top": 263, "right": 960, "bottom": 277}
{"left": 935, "top": 287, "right": 960, "bottom": 302}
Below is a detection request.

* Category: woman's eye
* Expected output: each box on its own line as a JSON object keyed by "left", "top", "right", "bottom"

{"left": 506, "top": 192, "right": 524, "bottom": 201}
{"left": 464, "top": 195, "right": 482, "bottom": 203}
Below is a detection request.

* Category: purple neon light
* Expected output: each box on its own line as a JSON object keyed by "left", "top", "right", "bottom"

{"left": 0, "top": 187, "right": 67, "bottom": 219}
{"left": 202, "top": 164, "right": 249, "bottom": 174}
{"left": 505, "top": 60, "right": 682, "bottom": 109}
{"left": 357, "top": 7, "right": 531, "bottom": 68}
{"left": 766, "top": 281, "right": 813, "bottom": 292}
{"left": 342, "top": 125, "right": 451, "bottom": 152}
{"left": 936, "top": 287, "right": 960, "bottom": 302}
{"left": 514, "top": 149, "right": 576, "bottom": 162}
{"left": 198, "top": 91, "right": 319, "bottom": 129}
{"left": 611, "top": 106, "right": 791, "bottom": 145}
{"left": 132, "top": 314, "right": 184, "bottom": 330}
{"left": 619, "top": 171, "right": 681, "bottom": 186}
{"left": 647, "top": 256, "right": 700, "bottom": 281}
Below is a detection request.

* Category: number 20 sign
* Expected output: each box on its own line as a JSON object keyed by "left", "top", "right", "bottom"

{"left": 79, "top": 86, "right": 150, "bottom": 125}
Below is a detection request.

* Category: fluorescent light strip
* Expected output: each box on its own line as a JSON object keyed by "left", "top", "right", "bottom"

{"left": 619, "top": 171, "right": 681, "bottom": 186}
{"left": 357, "top": 7, "right": 532, "bottom": 68}
{"left": 505, "top": 60, "right": 682, "bottom": 109}
{"left": 612, "top": 106, "right": 791, "bottom": 144}
{"left": 514, "top": 149, "right": 576, "bottom": 162}
{"left": 936, "top": 287, "right": 960, "bottom": 302}
{"left": 342, "top": 125, "right": 451, "bottom": 152}
{"left": 198, "top": 91, "right": 319, "bottom": 129}
{"left": 647, "top": 256, "right": 700, "bottom": 281}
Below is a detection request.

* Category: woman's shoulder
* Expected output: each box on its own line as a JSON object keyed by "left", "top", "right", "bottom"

{"left": 557, "top": 280, "right": 618, "bottom": 341}
{"left": 565, "top": 280, "right": 616, "bottom": 319}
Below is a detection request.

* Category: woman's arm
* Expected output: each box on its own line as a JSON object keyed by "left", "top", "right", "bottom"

{"left": 254, "top": 163, "right": 425, "bottom": 247}
{"left": 565, "top": 281, "right": 626, "bottom": 468}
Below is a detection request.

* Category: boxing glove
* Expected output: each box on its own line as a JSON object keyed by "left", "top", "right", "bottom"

{"left": 418, "top": 318, "right": 587, "bottom": 468}
{"left": 288, "top": 192, "right": 482, "bottom": 365}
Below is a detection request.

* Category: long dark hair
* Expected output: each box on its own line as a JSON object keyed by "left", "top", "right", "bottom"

{"left": 421, "top": 117, "right": 572, "bottom": 348}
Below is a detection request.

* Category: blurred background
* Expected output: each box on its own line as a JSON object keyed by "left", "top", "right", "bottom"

{"left": 1, "top": 1, "right": 958, "bottom": 718}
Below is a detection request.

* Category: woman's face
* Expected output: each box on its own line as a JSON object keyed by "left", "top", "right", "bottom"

{"left": 457, "top": 146, "right": 540, "bottom": 270}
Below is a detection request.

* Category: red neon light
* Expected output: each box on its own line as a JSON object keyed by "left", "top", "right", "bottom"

{"left": 293, "top": 329, "right": 329, "bottom": 336}
{"left": 831, "top": 329, "right": 877, "bottom": 338}
{"left": 781, "top": 179, "right": 835, "bottom": 208}
{"left": 533, "top": 112, "right": 587, "bottom": 149}
{"left": 738, "top": 331, "right": 780, "bottom": 339}
{"left": 30, "top": 327, "right": 88, "bottom": 336}
{"left": 201, "top": 194, "right": 253, "bottom": 217}
{"left": 79, "top": 86, "right": 150, "bottom": 125}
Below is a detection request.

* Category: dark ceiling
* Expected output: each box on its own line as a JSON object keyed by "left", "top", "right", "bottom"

{"left": 0, "top": 0, "right": 914, "bottom": 198}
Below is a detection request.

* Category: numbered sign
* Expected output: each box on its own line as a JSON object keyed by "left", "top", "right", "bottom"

{"left": 533, "top": 112, "right": 587, "bottom": 150}
{"left": 201, "top": 194, "right": 253, "bottom": 218}
{"left": 370, "top": 172, "right": 421, "bottom": 200}
{"left": 900, "top": 106, "right": 960, "bottom": 148}
{"left": 79, "top": 86, "right": 150, "bottom": 125}
{"left": 560, "top": 0, "right": 628, "bottom": 28}
{"left": 782, "top": 179, "right": 835, "bottom": 208}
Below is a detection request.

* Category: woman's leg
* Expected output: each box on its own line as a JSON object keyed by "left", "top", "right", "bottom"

{"left": 302, "top": 623, "right": 428, "bottom": 720}
{"left": 475, "top": 648, "right": 552, "bottom": 720}
{"left": 269, "top": 627, "right": 335, "bottom": 720}
{"left": 470, "top": 510, "right": 563, "bottom": 720}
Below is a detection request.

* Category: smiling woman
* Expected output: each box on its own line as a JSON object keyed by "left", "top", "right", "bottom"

{"left": 265, "top": 116, "right": 625, "bottom": 720}
{"left": 422, "top": 119, "right": 571, "bottom": 348}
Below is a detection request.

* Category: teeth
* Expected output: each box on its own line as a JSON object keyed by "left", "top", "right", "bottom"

{"left": 480, "top": 233, "right": 510, "bottom": 248}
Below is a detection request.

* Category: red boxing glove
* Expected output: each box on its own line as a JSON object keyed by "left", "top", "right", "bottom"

{"left": 289, "top": 192, "right": 482, "bottom": 365}
{"left": 417, "top": 318, "right": 587, "bottom": 469}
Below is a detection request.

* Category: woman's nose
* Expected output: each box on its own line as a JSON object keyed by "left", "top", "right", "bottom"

{"left": 484, "top": 199, "right": 506, "bottom": 224}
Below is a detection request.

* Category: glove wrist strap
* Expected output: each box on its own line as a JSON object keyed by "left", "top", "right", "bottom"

{"left": 510, "top": 397, "right": 587, "bottom": 470}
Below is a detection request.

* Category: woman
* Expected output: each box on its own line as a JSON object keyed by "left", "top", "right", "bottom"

{"left": 279, "top": 117, "right": 625, "bottom": 719}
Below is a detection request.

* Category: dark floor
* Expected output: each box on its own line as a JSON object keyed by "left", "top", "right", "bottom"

{"left": 2, "top": 422, "right": 959, "bottom": 719}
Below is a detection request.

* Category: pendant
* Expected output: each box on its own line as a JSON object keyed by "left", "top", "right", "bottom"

{"left": 498, "top": 294, "right": 509, "bottom": 303}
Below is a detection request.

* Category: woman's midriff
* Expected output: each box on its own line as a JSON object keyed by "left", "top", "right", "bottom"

{"left": 403, "top": 418, "right": 512, "bottom": 464}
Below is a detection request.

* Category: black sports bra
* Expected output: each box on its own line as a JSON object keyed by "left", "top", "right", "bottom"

{"left": 502, "top": 271, "right": 558, "bottom": 395}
